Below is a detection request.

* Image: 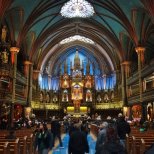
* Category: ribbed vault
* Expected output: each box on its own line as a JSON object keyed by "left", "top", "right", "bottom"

{"left": 0, "top": 0, "right": 154, "bottom": 76}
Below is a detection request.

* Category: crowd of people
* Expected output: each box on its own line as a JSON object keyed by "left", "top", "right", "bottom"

{"left": 0, "top": 116, "right": 36, "bottom": 130}
{"left": 31, "top": 113, "right": 132, "bottom": 154}
{"left": 2, "top": 112, "right": 154, "bottom": 154}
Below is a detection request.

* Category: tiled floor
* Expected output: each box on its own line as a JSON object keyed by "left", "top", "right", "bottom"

{"left": 52, "top": 134, "right": 96, "bottom": 154}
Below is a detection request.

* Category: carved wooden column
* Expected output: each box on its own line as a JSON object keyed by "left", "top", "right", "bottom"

{"left": 10, "top": 47, "right": 20, "bottom": 128}
{"left": 121, "top": 61, "right": 131, "bottom": 118}
{"left": 135, "top": 47, "right": 145, "bottom": 103}
{"left": 24, "top": 61, "right": 33, "bottom": 106}
{"left": 135, "top": 47, "right": 146, "bottom": 120}
{"left": 121, "top": 62, "right": 127, "bottom": 106}
{"left": 122, "top": 61, "right": 131, "bottom": 97}
{"left": 33, "top": 70, "right": 40, "bottom": 91}
{"left": 29, "top": 63, "right": 33, "bottom": 107}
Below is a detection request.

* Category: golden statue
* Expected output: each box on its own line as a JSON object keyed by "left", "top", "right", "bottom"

{"left": 1, "top": 25, "right": 7, "bottom": 43}
{"left": 0, "top": 49, "right": 9, "bottom": 63}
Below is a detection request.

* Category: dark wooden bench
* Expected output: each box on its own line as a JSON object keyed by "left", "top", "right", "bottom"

{"left": 0, "top": 138, "right": 19, "bottom": 154}
{"left": 26, "top": 134, "right": 33, "bottom": 154}
{"left": 0, "top": 142, "right": 9, "bottom": 154}
{"left": 0, "top": 136, "right": 27, "bottom": 154}
{"left": 126, "top": 132, "right": 154, "bottom": 154}
{"left": 140, "top": 138, "right": 154, "bottom": 154}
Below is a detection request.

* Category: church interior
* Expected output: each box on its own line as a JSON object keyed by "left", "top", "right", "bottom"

{"left": 0, "top": 0, "right": 154, "bottom": 120}
{"left": 0, "top": 0, "right": 154, "bottom": 124}
{"left": 0, "top": 2, "right": 154, "bottom": 153}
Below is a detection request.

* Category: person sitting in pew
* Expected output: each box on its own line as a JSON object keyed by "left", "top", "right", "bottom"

{"left": 5, "top": 130, "right": 16, "bottom": 139}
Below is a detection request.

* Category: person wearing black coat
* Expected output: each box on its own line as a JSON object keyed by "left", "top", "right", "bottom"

{"left": 68, "top": 123, "right": 89, "bottom": 154}
{"left": 51, "top": 118, "right": 63, "bottom": 147}
{"left": 34, "top": 123, "right": 53, "bottom": 154}
{"left": 117, "top": 115, "right": 131, "bottom": 147}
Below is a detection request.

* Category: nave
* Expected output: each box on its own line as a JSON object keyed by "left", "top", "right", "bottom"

{"left": 52, "top": 134, "right": 96, "bottom": 154}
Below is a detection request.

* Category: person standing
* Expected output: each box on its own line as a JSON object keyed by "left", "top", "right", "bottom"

{"left": 95, "top": 121, "right": 108, "bottom": 154}
{"left": 100, "top": 127, "right": 126, "bottom": 154}
{"left": 34, "top": 123, "right": 53, "bottom": 154}
{"left": 51, "top": 117, "right": 63, "bottom": 147}
{"left": 68, "top": 123, "right": 89, "bottom": 154}
{"left": 117, "top": 113, "right": 131, "bottom": 147}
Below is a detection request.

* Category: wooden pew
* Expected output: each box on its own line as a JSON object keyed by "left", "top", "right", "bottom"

{"left": 0, "top": 136, "right": 27, "bottom": 154}
{"left": 0, "top": 142, "right": 9, "bottom": 154}
{"left": 131, "top": 136, "right": 154, "bottom": 154}
{"left": 126, "top": 131, "right": 154, "bottom": 154}
{"left": 140, "top": 138, "right": 154, "bottom": 154}
{"left": 26, "top": 134, "right": 33, "bottom": 154}
{"left": 19, "top": 136, "right": 27, "bottom": 154}
{"left": 0, "top": 138, "right": 19, "bottom": 154}
{"left": 126, "top": 134, "right": 133, "bottom": 154}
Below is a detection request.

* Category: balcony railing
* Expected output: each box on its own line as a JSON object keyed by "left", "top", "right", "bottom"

{"left": 128, "top": 89, "right": 154, "bottom": 104}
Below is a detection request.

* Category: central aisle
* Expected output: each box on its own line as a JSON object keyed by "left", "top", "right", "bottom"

{"left": 52, "top": 134, "right": 96, "bottom": 154}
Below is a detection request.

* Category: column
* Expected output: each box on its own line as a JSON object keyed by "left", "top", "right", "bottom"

{"left": 122, "top": 61, "right": 131, "bottom": 98}
{"left": 10, "top": 47, "right": 20, "bottom": 128}
{"left": 121, "top": 62, "right": 127, "bottom": 106}
{"left": 115, "top": 70, "right": 120, "bottom": 86}
{"left": 24, "top": 61, "right": 32, "bottom": 106}
{"left": 33, "top": 70, "right": 40, "bottom": 91}
{"left": 135, "top": 47, "right": 145, "bottom": 103}
{"left": 135, "top": 47, "right": 146, "bottom": 120}
{"left": 29, "top": 63, "right": 33, "bottom": 107}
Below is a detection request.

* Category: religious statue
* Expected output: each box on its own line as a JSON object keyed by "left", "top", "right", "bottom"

{"left": 97, "top": 94, "right": 101, "bottom": 103}
{"left": 53, "top": 95, "right": 57, "bottom": 102}
{"left": 0, "top": 49, "right": 9, "bottom": 64}
{"left": 74, "top": 100, "right": 80, "bottom": 112}
{"left": 46, "top": 93, "right": 50, "bottom": 103}
{"left": 104, "top": 93, "right": 109, "bottom": 103}
{"left": 111, "top": 92, "right": 114, "bottom": 102}
{"left": 40, "top": 92, "right": 43, "bottom": 103}
{"left": 1, "top": 25, "right": 7, "bottom": 43}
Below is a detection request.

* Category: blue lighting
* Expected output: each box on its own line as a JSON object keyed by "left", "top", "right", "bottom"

{"left": 39, "top": 46, "right": 116, "bottom": 90}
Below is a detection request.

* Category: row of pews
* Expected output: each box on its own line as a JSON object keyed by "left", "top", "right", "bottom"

{"left": 90, "top": 124, "right": 154, "bottom": 154}
{"left": 126, "top": 127, "right": 154, "bottom": 154}
{"left": 0, "top": 129, "right": 34, "bottom": 154}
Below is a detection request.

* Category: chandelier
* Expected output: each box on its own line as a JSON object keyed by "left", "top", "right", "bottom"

{"left": 60, "top": 0, "right": 95, "bottom": 18}
{"left": 60, "top": 35, "right": 94, "bottom": 44}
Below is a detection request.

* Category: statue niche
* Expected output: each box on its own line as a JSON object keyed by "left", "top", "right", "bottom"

{"left": 1, "top": 25, "right": 7, "bottom": 43}
{"left": 62, "top": 90, "right": 68, "bottom": 102}
{"left": 86, "top": 90, "right": 92, "bottom": 102}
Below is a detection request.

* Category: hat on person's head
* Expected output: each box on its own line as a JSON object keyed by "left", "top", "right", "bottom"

{"left": 118, "top": 113, "right": 123, "bottom": 117}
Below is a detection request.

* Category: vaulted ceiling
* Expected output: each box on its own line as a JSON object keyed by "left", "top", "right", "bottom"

{"left": 0, "top": 0, "right": 154, "bottom": 75}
